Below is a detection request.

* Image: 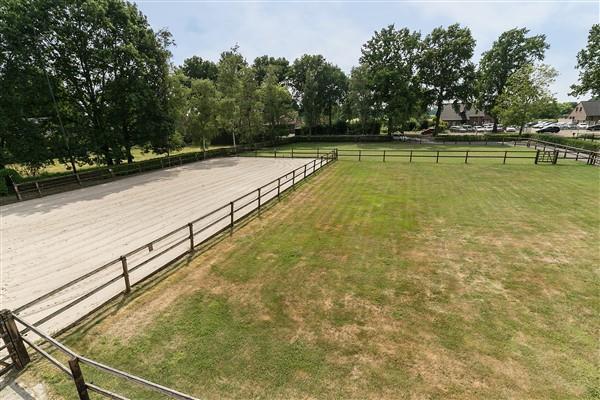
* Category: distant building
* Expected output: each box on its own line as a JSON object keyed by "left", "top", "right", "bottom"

{"left": 568, "top": 101, "right": 600, "bottom": 123}
{"left": 439, "top": 103, "right": 493, "bottom": 126}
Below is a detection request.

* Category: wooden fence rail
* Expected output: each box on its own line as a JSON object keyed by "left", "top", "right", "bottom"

{"left": 10, "top": 139, "right": 297, "bottom": 201}
{"left": 10, "top": 151, "right": 336, "bottom": 342}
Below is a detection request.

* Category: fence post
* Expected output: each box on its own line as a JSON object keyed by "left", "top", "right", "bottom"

{"left": 257, "top": 188, "right": 261, "bottom": 214}
{"left": 275, "top": 150, "right": 277, "bottom": 158}
{"left": 359, "top": 150, "right": 362, "bottom": 161}
{"left": 13, "top": 183, "right": 22, "bottom": 201}
{"left": 503, "top": 151, "right": 507, "bottom": 164}
{"left": 409, "top": 150, "right": 413, "bottom": 163}
{"left": 383, "top": 150, "right": 386, "bottom": 162}
{"left": 552, "top": 150, "right": 558, "bottom": 165}
{"left": 313, "top": 159, "right": 316, "bottom": 174}
{"left": 277, "top": 178, "right": 281, "bottom": 200}
{"left": 464, "top": 151, "right": 469, "bottom": 164}
{"left": 291, "top": 148, "right": 294, "bottom": 158}
{"left": 188, "top": 223, "right": 194, "bottom": 251}
{"left": 230, "top": 201, "right": 234, "bottom": 235}
{"left": 304, "top": 164, "right": 307, "bottom": 179}
{"left": 68, "top": 358, "right": 90, "bottom": 400}
{"left": 534, "top": 149, "right": 540, "bottom": 164}
{"left": 436, "top": 151, "right": 439, "bottom": 163}
{"left": 120, "top": 256, "right": 131, "bottom": 294}
{"left": 0, "top": 310, "right": 30, "bottom": 371}
{"left": 292, "top": 170, "right": 296, "bottom": 189}
{"left": 575, "top": 151, "right": 579, "bottom": 161}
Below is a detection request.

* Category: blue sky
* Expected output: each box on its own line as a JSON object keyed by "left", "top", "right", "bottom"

{"left": 135, "top": 0, "right": 599, "bottom": 101}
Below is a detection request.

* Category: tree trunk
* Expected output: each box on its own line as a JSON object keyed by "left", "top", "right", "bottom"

{"left": 519, "top": 123, "right": 524, "bottom": 135}
{"left": 125, "top": 145, "right": 133, "bottom": 164}
{"left": 69, "top": 155, "right": 78, "bottom": 174}
{"left": 434, "top": 101, "right": 443, "bottom": 136}
{"left": 492, "top": 117, "right": 499, "bottom": 133}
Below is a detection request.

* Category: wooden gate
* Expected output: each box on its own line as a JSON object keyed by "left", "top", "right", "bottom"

{"left": 534, "top": 150, "right": 558, "bottom": 164}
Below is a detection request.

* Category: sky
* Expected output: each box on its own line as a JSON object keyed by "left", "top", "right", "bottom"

{"left": 134, "top": 0, "right": 600, "bottom": 102}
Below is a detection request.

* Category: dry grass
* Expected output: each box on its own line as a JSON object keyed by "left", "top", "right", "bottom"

{"left": 28, "top": 160, "right": 600, "bottom": 400}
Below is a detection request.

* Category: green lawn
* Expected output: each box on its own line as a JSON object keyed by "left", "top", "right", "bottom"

{"left": 31, "top": 161, "right": 599, "bottom": 399}
{"left": 9, "top": 145, "right": 229, "bottom": 176}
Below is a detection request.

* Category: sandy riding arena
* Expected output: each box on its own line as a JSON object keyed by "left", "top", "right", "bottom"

{"left": 1, "top": 156, "right": 315, "bottom": 333}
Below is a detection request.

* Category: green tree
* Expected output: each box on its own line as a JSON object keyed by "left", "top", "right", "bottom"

{"left": 360, "top": 25, "right": 423, "bottom": 134}
{"left": 493, "top": 64, "right": 558, "bottom": 134}
{"left": 419, "top": 24, "right": 476, "bottom": 135}
{"left": 181, "top": 56, "right": 218, "bottom": 81}
{"left": 291, "top": 55, "right": 327, "bottom": 133}
{"left": 216, "top": 46, "right": 245, "bottom": 148}
{"left": 321, "top": 64, "right": 348, "bottom": 127}
{"left": 260, "top": 68, "right": 293, "bottom": 137}
{"left": 570, "top": 24, "right": 599, "bottom": 99}
{"left": 476, "top": 28, "right": 549, "bottom": 132}
{"left": 184, "top": 79, "right": 219, "bottom": 154}
{"left": 252, "top": 55, "right": 289, "bottom": 85}
{"left": 238, "top": 68, "right": 264, "bottom": 142}
{"left": 347, "top": 65, "right": 375, "bottom": 134}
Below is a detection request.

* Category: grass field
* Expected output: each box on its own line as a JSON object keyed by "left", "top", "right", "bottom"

{"left": 29, "top": 160, "right": 599, "bottom": 399}
{"left": 8, "top": 145, "right": 229, "bottom": 176}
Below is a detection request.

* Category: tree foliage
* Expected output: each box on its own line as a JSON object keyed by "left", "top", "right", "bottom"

{"left": 476, "top": 28, "right": 549, "bottom": 131}
{"left": 360, "top": 25, "right": 423, "bottom": 133}
{"left": 494, "top": 64, "right": 558, "bottom": 133}
{"left": 418, "top": 24, "right": 476, "bottom": 134}
{"left": 570, "top": 24, "right": 599, "bottom": 99}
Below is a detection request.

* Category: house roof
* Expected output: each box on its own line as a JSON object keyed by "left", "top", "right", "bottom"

{"left": 581, "top": 101, "right": 600, "bottom": 116}
{"left": 439, "top": 103, "right": 489, "bottom": 122}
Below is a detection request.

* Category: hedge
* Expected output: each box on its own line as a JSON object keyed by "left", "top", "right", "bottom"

{"left": 533, "top": 134, "right": 600, "bottom": 151}
{"left": 434, "top": 134, "right": 531, "bottom": 142}
{"left": 0, "top": 168, "right": 23, "bottom": 196}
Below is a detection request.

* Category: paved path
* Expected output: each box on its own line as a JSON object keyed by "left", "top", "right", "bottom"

{"left": 1, "top": 156, "right": 314, "bottom": 334}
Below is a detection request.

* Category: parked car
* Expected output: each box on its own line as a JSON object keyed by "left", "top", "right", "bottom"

{"left": 474, "top": 126, "right": 485, "bottom": 132}
{"left": 577, "top": 123, "right": 589, "bottom": 129}
{"left": 421, "top": 127, "right": 436, "bottom": 135}
{"left": 505, "top": 126, "right": 517, "bottom": 133}
{"left": 537, "top": 125, "right": 560, "bottom": 133}
{"left": 449, "top": 125, "right": 466, "bottom": 132}
{"left": 462, "top": 125, "right": 473, "bottom": 132}
{"left": 587, "top": 124, "right": 600, "bottom": 131}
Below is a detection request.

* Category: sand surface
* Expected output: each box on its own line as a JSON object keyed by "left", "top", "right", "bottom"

{"left": 0, "top": 156, "right": 319, "bottom": 333}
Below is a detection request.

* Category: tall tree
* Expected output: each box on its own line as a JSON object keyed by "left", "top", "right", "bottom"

{"left": 570, "top": 24, "right": 599, "bottom": 99}
{"left": 493, "top": 64, "right": 558, "bottom": 134}
{"left": 360, "top": 25, "right": 423, "bottom": 134}
{"left": 321, "top": 64, "right": 348, "bottom": 127}
{"left": 291, "top": 55, "right": 327, "bottom": 133}
{"left": 216, "top": 46, "right": 246, "bottom": 148}
{"left": 181, "top": 56, "right": 218, "bottom": 81}
{"left": 419, "top": 24, "right": 476, "bottom": 135}
{"left": 347, "top": 65, "right": 375, "bottom": 134}
{"left": 260, "top": 68, "right": 293, "bottom": 137}
{"left": 476, "top": 28, "right": 549, "bottom": 132}
{"left": 238, "top": 67, "right": 264, "bottom": 142}
{"left": 184, "top": 79, "right": 219, "bottom": 154}
{"left": 252, "top": 55, "right": 289, "bottom": 85}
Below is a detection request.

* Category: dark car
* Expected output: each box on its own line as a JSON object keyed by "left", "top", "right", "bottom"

{"left": 587, "top": 124, "right": 600, "bottom": 131}
{"left": 421, "top": 127, "right": 436, "bottom": 135}
{"left": 536, "top": 125, "right": 560, "bottom": 133}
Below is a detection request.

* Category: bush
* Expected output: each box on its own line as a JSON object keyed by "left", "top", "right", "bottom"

{"left": 533, "top": 134, "right": 600, "bottom": 151}
{"left": 434, "top": 134, "right": 531, "bottom": 142}
{"left": 0, "top": 168, "right": 23, "bottom": 196}
{"left": 296, "top": 121, "right": 381, "bottom": 136}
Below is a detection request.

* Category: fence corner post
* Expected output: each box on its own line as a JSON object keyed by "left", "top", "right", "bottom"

{"left": 68, "top": 358, "right": 91, "bottom": 400}
{"left": 120, "top": 256, "right": 131, "bottom": 294}
{"left": 188, "top": 222, "right": 194, "bottom": 251}
{"left": 230, "top": 201, "right": 234, "bottom": 235}
{"left": 0, "top": 309, "right": 30, "bottom": 371}
{"left": 534, "top": 149, "right": 540, "bottom": 164}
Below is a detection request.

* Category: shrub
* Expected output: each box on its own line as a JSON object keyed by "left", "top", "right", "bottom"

{"left": 0, "top": 168, "right": 23, "bottom": 196}
{"left": 533, "top": 134, "right": 600, "bottom": 151}
{"left": 434, "top": 134, "right": 530, "bottom": 142}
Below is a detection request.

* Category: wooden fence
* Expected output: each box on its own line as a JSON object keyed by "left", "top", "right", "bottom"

{"left": 1, "top": 310, "right": 199, "bottom": 399}
{"left": 10, "top": 139, "right": 296, "bottom": 202}
{"left": 252, "top": 148, "right": 543, "bottom": 164}
{"left": 1, "top": 151, "right": 336, "bottom": 384}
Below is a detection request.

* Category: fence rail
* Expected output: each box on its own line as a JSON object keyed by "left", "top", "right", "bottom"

{"left": 10, "top": 151, "right": 336, "bottom": 340}
{"left": 10, "top": 139, "right": 297, "bottom": 202}
{"left": 1, "top": 310, "right": 199, "bottom": 399}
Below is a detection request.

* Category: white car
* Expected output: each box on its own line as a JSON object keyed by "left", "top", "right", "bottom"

{"left": 577, "top": 123, "right": 589, "bottom": 129}
{"left": 505, "top": 126, "right": 517, "bottom": 133}
{"left": 474, "top": 126, "right": 485, "bottom": 132}
{"left": 450, "top": 125, "right": 466, "bottom": 132}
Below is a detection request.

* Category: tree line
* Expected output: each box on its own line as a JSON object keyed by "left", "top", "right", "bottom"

{"left": 1, "top": 0, "right": 598, "bottom": 174}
